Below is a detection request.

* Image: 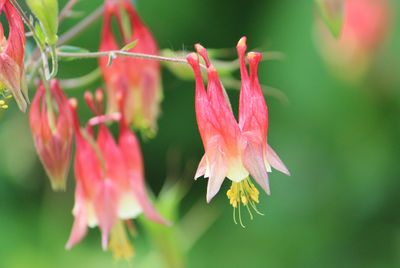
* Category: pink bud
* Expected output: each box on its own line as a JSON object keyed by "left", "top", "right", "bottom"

{"left": 315, "top": 0, "right": 391, "bottom": 80}
{"left": 29, "top": 81, "right": 73, "bottom": 191}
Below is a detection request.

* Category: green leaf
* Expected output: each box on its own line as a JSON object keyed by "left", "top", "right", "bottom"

{"left": 121, "top": 40, "right": 138, "bottom": 51}
{"left": 58, "top": 45, "right": 89, "bottom": 54}
{"left": 315, "top": 0, "right": 344, "bottom": 38}
{"left": 26, "top": 0, "right": 59, "bottom": 45}
{"left": 34, "top": 23, "right": 46, "bottom": 47}
{"left": 57, "top": 46, "right": 90, "bottom": 61}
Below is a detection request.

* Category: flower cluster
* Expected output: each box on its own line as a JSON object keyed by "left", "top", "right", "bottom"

{"left": 187, "top": 37, "right": 290, "bottom": 225}
{"left": 66, "top": 90, "right": 166, "bottom": 258}
{"left": 28, "top": 0, "right": 166, "bottom": 259}
{"left": 99, "top": 0, "right": 162, "bottom": 137}
{"left": 1, "top": 0, "right": 291, "bottom": 260}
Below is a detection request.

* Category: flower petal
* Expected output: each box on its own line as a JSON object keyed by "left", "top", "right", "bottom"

{"left": 194, "top": 154, "right": 207, "bottom": 180}
{"left": 266, "top": 144, "right": 290, "bottom": 175}
{"left": 206, "top": 142, "right": 227, "bottom": 203}
{"left": 119, "top": 124, "right": 167, "bottom": 225}
{"left": 66, "top": 184, "right": 88, "bottom": 250}
{"left": 242, "top": 139, "right": 271, "bottom": 195}
{"left": 94, "top": 179, "right": 118, "bottom": 251}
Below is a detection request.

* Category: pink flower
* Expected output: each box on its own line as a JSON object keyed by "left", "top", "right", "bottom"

{"left": 99, "top": 0, "right": 162, "bottom": 136}
{"left": 315, "top": 0, "right": 391, "bottom": 80}
{"left": 66, "top": 91, "right": 165, "bottom": 257}
{"left": 29, "top": 81, "right": 73, "bottom": 191}
{"left": 187, "top": 37, "right": 289, "bottom": 221}
{"left": 0, "top": 0, "right": 28, "bottom": 111}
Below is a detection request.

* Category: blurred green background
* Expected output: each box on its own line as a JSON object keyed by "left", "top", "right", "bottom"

{"left": 1, "top": 0, "right": 400, "bottom": 267}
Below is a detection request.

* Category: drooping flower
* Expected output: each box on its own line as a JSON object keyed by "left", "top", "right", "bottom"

{"left": 187, "top": 37, "right": 289, "bottom": 224}
{"left": 315, "top": 0, "right": 391, "bottom": 81}
{"left": 99, "top": 0, "right": 162, "bottom": 137}
{"left": 0, "top": 0, "right": 28, "bottom": 111}
{"left": 29, "top": 80, "right": 73, "bottom": 191}
{"left": 66, "top": 91, "right": 166, "bottom": 259}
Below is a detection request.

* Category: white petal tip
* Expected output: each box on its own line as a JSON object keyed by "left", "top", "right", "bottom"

{"left": 101, "top": 235, "right": 109, "bottom": 251}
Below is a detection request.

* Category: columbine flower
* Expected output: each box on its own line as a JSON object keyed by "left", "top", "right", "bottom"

{"left": 315, "top": 0, "right": 391, "bottom": 80}
{"left": 187, "top": 37, "right": 289, "bottom": 225}
{"left": 29, "top": 80, "right": 73, "bottom": 191}
{"left": 99, "top": 0, "right": 162, "bottom": 136}
{"left": 0, "top": 0, "right": 28, "bottom": 111}
{"left": 66, "top": 91, "right": 166, "bottom": 259}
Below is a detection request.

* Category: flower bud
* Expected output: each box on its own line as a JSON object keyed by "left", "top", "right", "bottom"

{"left": 29, "top": 81, "right": 73, "bottom": 191}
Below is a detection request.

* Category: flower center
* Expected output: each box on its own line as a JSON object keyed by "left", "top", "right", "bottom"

{"left": 226, "top": 177, "right": 264, "bottom": 227}
{"left": 0, "top": 90, "right": 12, "bottom": 110}
{"left": 109, "top": 220, "right": 135, "bottom": 261}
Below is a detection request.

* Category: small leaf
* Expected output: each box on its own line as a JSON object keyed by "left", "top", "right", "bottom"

{"left": 26, "top": 0, "right": 59, "bottom": 45}
{"left": 57, "top": 46, "right": 90, "bottom": 61}
{"left": 34, "top": 23, "right": 46, "bottom": 47}
{"left": 121, "top": 40, "right": 138, "bottom": 52}
{"left": 58, "top": 45, "right": 89, "bottom": 54}
{"left": 315, "top": 0, "right": 345, "bottom": 38}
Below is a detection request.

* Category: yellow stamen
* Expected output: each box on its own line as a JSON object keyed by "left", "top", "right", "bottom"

{"left": 227, "top": 177, "right": 264, "bottom": 227}
{"left": 109, "top": 220, "right": 135, "bottom": 261}
{"left": 0, "top": 84, "right": 13, "bottom": 111}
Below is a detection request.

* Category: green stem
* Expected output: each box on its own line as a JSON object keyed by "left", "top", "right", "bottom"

{"left": 59, "top": 0, "right": 79, "bottom": 23}
{"left": 49, "top": 45, "right": 59, "bottom": 79}
{"left": 58, "top": 4, "right": 104, "bottom": 46}
{"left": 57, "top": 50, "right": 189, "bottom": 65}
{"left": 39, "top": 72, "right": 56, "bottom": 132}
{"left": 60, "top": 68, "right": 101, "bottom": 89}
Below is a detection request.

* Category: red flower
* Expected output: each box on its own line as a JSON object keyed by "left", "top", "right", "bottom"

{"left": 187, "top": 37, "right": 289, "bottom": 218}
{"left": 0, "top": 0, "right": 28, "bottom": 111}
{"left": 99, "top": 0, "right": 162, "bottom": 136}
{"left": 66, "top": 91, "right": 166, "bottom": 253}
{"left": 315, "top": 0, "right": 391, "bottom": 80}
{"left": 29, "top": 81, "right": 73, "bottom": 191}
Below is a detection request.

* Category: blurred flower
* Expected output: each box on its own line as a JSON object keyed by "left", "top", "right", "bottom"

{"left": 29, "top": 81, "right": 73, "bottom": 191}
{"left": 66, "top": 91, "right": 166, "bottom": 260}
{"left": 186, "top": 37, "right": 289, "bottom": 224}
{"left": 99, "top": 0, "right": 162, "bottom": 137}
{"left": 315, "top": 0, "right": 345, "bottom": 38}
{"left": 0, "top": 0, "right": 28, "bottom": 111}
{"left": 315, "top": 0, "right": 391, "bottom": 81}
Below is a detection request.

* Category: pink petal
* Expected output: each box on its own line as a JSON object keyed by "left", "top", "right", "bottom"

{"left": 242, "top": 140, "right": 271, "bottom": 195}
{"left": 206, "top": 144, "right": 227, "bottom": 203}
{"left": 94, "top": 179, "right": 118, "bottom": 251}
{"left": 65, "top": 184, "right": 88, "bottom": 249}
{"left": 194, "top": 154, "right": 207, "bottom": 180}
{"left": 266, "top": 144, "right": 290, "bottom": 175}
{"left": 119, "top": 126, "right": 167, "bottom": 225}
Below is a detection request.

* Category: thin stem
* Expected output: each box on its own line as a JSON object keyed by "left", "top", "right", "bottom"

{"left": 27, "top": 59, "right": 43, "bottom": 86}
{"left": 9, "top": 0, "right": 35, "bottom": 35}
{"left": 60, "top": 68, "right": 102, "bottom": 89}
{"left": 58, "top": 49, "right": 200, "bottom": 66}
{"left": 49, "top": 45, "right": 59, "bottom": 79}
{"left": 58, "top": 4, "right": 104, "bottom": 46}
{"left": 59, "top": 0, "right": 79, "bottom": 23}
{"left": 39, "top": 72, "right": 56, "bottom": 132}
